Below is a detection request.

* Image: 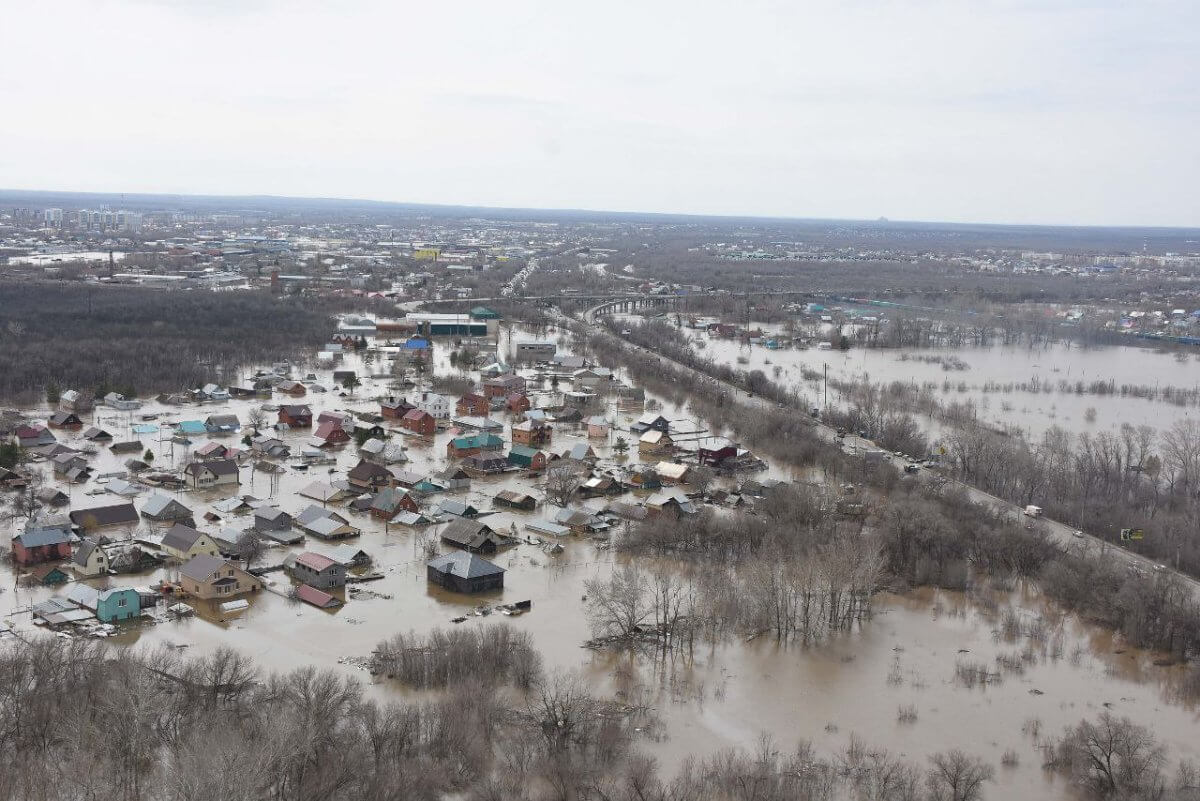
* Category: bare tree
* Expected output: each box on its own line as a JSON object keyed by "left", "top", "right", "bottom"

{"left": 246, "top": 407, "right": 266, "bottom": 434}
{"left": 542, "top": 464, "right": 581, "bottom": 507}
{"left": 584, "top": 566, "right": 650, "bottom": 642}
{"left": 688, "top": 465, "right": 715, "bottom": 494}
{"left": 1054, "top": 712, "right": 1166, "bottom": 798}
{"left": 233, "top": 530, "right": 267, "bottom": 571}
{"left": 926, "top": 750, "right": 994, "bottom": 801}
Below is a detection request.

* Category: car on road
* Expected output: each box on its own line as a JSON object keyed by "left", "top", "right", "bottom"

{"left": 1154, "top": 564, "right": 1167, "bottom": 572}
{"left": 1073, "top": 530, "right": 1084, "bottom": 538}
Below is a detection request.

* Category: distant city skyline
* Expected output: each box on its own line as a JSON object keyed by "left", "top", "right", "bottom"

{"left": 2, "top": 0, "right": 1197, "bottom": 228}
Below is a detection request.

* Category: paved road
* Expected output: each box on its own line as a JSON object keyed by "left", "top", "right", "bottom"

{"left": 575, "top": 304, "right": 1200, "bottom": 598}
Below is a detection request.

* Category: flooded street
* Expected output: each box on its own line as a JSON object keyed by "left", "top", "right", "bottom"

{"left": 4, "top": 319, "right": 1198, "bottom": 799}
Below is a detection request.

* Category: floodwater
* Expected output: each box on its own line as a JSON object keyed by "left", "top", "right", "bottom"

{"left": 693, "top": 326, "right": 1200, "bottom": 442}
{"left": 4, "top": 320, "right": 1198, "bottom": 799}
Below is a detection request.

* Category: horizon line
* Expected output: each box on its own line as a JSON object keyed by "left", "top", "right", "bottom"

{"left": 3, "top": 186, "right": 1199, "bottom": 233}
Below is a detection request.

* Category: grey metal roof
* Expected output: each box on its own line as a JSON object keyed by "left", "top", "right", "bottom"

{"left": 427, "top": 550, "right": 503, "bottom": 579}
{"left": 16, "top": 526, "right": 72, "bottom": 547}
{"left": 162, "top": 523, "right": 206, "bottom": 552}
{"left": 179, "top": 554, "right": 227, "bottom": 582}
{"left": 142, "top": 493, "right": 189, "bottom": 517}
{"left": 71, "top": 538, "right": 100, "bottom": 566}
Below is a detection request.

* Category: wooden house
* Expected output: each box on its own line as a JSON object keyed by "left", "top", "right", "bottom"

{"left": 440, "top": 518, "right": 505, "bottom": 554}
{"left": 278, "top": 404, "right": 313, "bottom": 428}
{"left": 48, "top": 411, "right": 83, "bottom": 430}
{"left": 348, "top": 459, "right": 392, "bottom": 491}
{"left": 427, "top": 551, "right": 504, "bottom": 593}
{"left": 70, "top": 503, "right": 139, "bottom": 533}
{"left": 494, "top": 490, "right": 537, "bottom": 511}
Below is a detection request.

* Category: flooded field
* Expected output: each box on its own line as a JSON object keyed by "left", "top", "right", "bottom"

{"left": 3, "top": 320, "right": 1198, "bottom": 799}
{"left": 691, "top": 325, "right": 1200, "bottom": 441}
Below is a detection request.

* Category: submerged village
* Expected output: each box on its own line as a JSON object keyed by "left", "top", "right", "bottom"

{"left": 0, "top": 306, "right": 766, "bottom": 650}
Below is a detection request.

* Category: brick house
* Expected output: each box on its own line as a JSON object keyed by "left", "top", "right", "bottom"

{"left": 401, "top": 408, "right": 436, "bottom": 436}
{"left": 456, "top": 393, "right": 490, "bottom": 417}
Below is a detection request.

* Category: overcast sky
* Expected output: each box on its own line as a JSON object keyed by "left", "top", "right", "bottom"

{"left": 3, "top": 0, "right": 1197, "bottom": 226}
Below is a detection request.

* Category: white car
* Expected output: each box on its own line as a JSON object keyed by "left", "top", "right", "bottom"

{"left": 1073, "top": 531, "right": 1084, "bottom": 539}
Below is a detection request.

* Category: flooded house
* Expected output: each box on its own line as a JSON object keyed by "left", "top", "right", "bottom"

{"left": 447, "top": 433, "right": 505, "bottom": 459}
{"left": 456, "top": 393, "right": 490, "bottom": 417}
{"left": 253, "top": 506, "right": 293, "bottom": 532}
{"left": 629, "top": 413, "right": 671, "bottom": 435}
{"left": 141, "top": 493, "right": 194, "bottom": 523}
{"left": 27, "top": 564, "right": 71, "bottom": 586}
{"left": 11, "top": 523, "right": 73, "bottom": 565}
{"left": 380, "top": 396, "right": 414, "bottom": 420}
{"left": 82, "top": 426, "right": 114, "bottom": 443}
{"left": 70, "top": 502, "right": 139, "bottom": 534}
{"left": 70, "top": 538, "right": 109, "bottom": 577}
{"left": 311, "top": 421, "right": 352, "bottom": 448}
{"left": 96, "top": 588, "right": 141, "bottom": 623}
{"left": 161, "top": 523, "right": 221, "bottom": 561}
{"left": 512, "top": 418, "right": 552, "bottom": 447}
{"left": 427, "top": 551, "right": 505, "bottom": 593}
{"left": 48, "top": 411, "right": 83, "bottom": 430}
{"left": 52, "top": 452, "right": 91, "bottom": 483}
{"left": 494, "top": 490, "right": 538, "bottom": 511}
{"left": 638, "top": 429, "right": 673, "bottom": 455}
{"left": 412, "top": 391, "right": 450, "bottom": 419}
{"left": 653, "top": 461, "right": 691, "bottom": 485}
{"left": 295, "top": 584, "right": 343, "bottom": 609}
{"left": 194, "top": 441, "right": 232, "bottom": 460}
{"left": 401, "top": 408, "right": 437, "bottom": 436}
{"left": 289, "top": 552, "right": 347, "bottom": 589}
{"left": 204, "top": 414, "right": 241, "bottom": 434}
{"left": 184, "top": 458, "right": 240, "bottom": 489}
{"left": 295, "top": 504, "right": 360, "bottom": 539}
{"left": 440, "top": 518, "right": 504, "bottom": 554}
{"left": 15, "top": 424, "right": 56, "bottom": 448}
{"left": 369, "top": 487, "right": 419, "bottom": 520}
{"left": 178, "top": 554, "right": 262, "bottom": 600}
{"left": 507, "top": 445, "right": 547, "bottom": 471}
{"left": 483, "top": 374, "right": 526, "bottom": 399}
{"left": 696, "top": 436, "right": 738, "bottom": 466}
{"left": 348, "top": 459, "right": 392, "bottom": 491}
{"left": 278, "top": 404, "right": 313, "bottom": 427}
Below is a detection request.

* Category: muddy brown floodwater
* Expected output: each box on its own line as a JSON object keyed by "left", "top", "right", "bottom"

{"left": 3, "top": 320, "right": 1197, "bottom": 800}
{"left": 690, "top": 321, "right": 1200, "bottom": 442}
